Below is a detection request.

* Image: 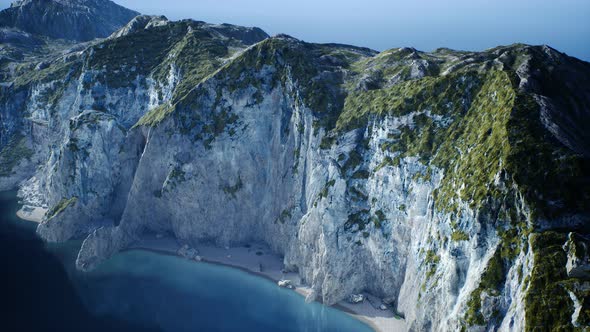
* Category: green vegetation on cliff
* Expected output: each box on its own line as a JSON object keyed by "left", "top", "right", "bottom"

{"left": 0, "top": 134, "right": 33, "bottom": 177}
{"left": 339, "top": 52, "right": 589, "bottom": 220}
{"left": 88, "top": 21, "right": 230, "bottom": 90}
{"left": 524, "top": 232, "right": 575, "bottom": 331}
{"left": 515, "top": 232, "right": 590, "bottom": 330}
{"left": 46, "top": 197, "right": 77, "bottom": 220}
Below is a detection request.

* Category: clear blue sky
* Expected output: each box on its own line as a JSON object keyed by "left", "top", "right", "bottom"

{"left": 2, "top": 0, "right": 589, "bottom": 61}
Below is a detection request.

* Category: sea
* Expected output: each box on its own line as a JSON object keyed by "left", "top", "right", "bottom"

{"left": 0, "top": 190, "right": 373, "bottom": 332}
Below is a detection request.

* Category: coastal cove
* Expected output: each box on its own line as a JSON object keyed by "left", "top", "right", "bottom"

{"left": 1, "top": 0, "right": 589, "bottom": 330}
{"left": 1, "top": 190, "right": 401, "bottom": 332}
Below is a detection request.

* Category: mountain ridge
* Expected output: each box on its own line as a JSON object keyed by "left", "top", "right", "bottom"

{"left": 0, "top": 1, "right": 589, "bottom": 331}
{"left": 0, "top": 0, "right": 140, "bottom": 41}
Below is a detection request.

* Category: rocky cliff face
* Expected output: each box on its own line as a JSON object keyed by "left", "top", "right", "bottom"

{"left": 1, "top": 11, "right": 589, "bottom": 332}
{"left": 0, "top": 0, "right": 139, "bottom": 41}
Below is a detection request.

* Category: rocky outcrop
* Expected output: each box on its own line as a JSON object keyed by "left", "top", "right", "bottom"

{"left": 348, "top": 294, "right": 365, "bottom": 304}
{"left": 1, "top": 12, "right": 589, "bottom": 332}
{"left": 0, "top": 0, "right": 139, "bottom": 41}
{"left": 37, "top": 110, "right": 137, "bottom": 242}
{"left": 565, "top": 233, "right": 590, "bottom": 279}
{"left": 108, "top": 15, "right": 168, "bottom": 39}
{"left": 0, "top": 27, "right": 42, "bottom": 45}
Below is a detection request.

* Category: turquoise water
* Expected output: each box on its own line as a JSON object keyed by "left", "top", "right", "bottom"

{"left": 77, "top": 250, "right": 372, "bottom": 332}
{"left": 0, "top": 191, "right": 372, "bottom": 332}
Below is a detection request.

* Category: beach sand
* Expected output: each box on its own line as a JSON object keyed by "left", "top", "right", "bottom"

{"left": 130, "top": 236, "right": 407, "bottom": 332}
{"left": 16, "top": 205, "right": 46, "bottom": 223}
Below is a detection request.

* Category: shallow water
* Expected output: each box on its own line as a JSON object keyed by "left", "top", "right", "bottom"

{"left": 78, "top": 250, "right": 372, "bottom": 332}
{"left": 0, "top": 191, "right": 372, "bottom": 332}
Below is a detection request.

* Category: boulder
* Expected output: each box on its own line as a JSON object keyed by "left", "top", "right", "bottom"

{"left": 278, "top": 279, "right": 294, "bottom": 289}
{"left": 177, "top": 244, "right": 199, "bottom": 260}
{"left": 347, "top": 294, "right": 365, "bottom": 304}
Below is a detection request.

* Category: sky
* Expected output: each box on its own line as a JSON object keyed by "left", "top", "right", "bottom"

{"left": 2, "top": 0, "right": 589, "bottom": 61}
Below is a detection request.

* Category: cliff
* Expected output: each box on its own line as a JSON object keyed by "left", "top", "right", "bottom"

{"left": 1, "top": 10, "right": 589, "bottom": 331}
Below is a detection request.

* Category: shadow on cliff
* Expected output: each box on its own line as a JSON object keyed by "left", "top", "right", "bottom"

{"left": 0, "top": 222, "right": 162, "bottom": 332}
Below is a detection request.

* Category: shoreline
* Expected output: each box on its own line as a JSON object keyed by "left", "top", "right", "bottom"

{"left": 15, "top": 208, "right": 405, "bottom": 332}
{"left": 129, "top": 246, "right": 377, "bottom": 328}
{"left": 16, "top": 205, "right": 45, "bottom": 223}
{"left": 127, "top": 237, "right": 406, "bottom": 332}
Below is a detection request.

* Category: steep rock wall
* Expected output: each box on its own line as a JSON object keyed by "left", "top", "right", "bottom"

{"left": 1, "top": 23, "right": 589, "bottom": 331}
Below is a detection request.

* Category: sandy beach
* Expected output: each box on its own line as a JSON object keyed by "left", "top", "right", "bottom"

{"left": 14, "top": 207, "right": 405, "bottom": 332}
{"left": 16, "top": 205, "right": 46, "bottom": 223}
{"left": 129, "top": 236, "right": 407, "bottom": 332}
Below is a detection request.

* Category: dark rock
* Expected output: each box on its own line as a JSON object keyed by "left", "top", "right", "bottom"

{"left": 0, "top": 0, "right": 140, "bottom": 41}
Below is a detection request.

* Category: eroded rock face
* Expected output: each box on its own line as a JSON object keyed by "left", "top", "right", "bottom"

{"left": 37, "top": 110, "right": 139, "bottom": 242}
{"left": 565, "top": 233, "right": 590, "bottom": 279}
{"left": 0, "top": 0, "right": 140, "bottom": 41}
{"left": 1, "top": 14, "right": 589, "bottom": 331}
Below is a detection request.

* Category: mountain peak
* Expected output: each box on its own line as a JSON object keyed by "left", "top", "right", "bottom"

{"left": 0, "top": 0, "right": 139, "bottom": 41}
{"left": 108, "top": 15, "right": 169, "bottom": 39}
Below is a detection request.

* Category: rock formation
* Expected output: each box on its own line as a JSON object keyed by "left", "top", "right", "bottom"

{"left": 0, "top": 0, "right": 139, "bottom": 41}
{"left": 1, "top": 1, "right": 589, "bottom": 330}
